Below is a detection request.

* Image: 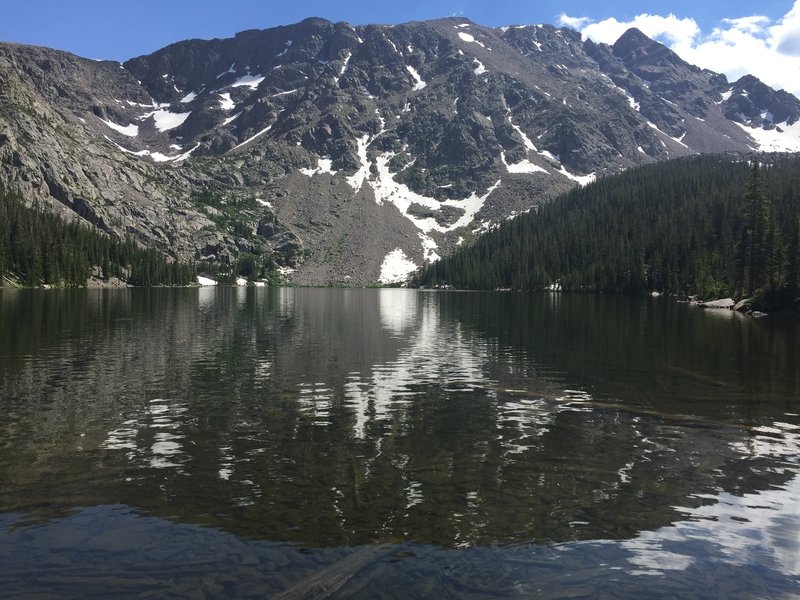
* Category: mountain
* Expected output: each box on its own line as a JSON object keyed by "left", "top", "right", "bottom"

{"left": 1, "top": 18, "right": 799, "bottom": 285}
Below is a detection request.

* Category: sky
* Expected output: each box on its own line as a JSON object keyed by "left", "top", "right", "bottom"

{"left": 2, "top": 1, "right": 800, "bottom": 95}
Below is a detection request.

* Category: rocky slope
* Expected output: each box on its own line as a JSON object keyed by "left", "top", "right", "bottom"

{"left": 1, "top": 18, "right": 799, "bottom": 285}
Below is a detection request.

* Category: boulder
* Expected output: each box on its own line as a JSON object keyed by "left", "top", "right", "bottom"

{"left": 699, "top": 298, "right": 735, "bottom": 309}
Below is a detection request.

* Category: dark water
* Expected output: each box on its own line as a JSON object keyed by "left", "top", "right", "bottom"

{"left": 0, "top": 287, "right": 798, "bottom": 598}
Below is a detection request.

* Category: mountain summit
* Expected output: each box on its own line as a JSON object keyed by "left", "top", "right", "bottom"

{"left": 1, "top": 18, "right": 798, "bottom": 284}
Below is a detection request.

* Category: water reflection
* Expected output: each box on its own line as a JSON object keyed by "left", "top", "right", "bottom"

{"left": 0, "top": 288, "right": 799, "bottom": 595}
{"left": 379, "top": 288, "right": 419, "bottom": 336}
{"left": 623, "top": 419, "right": 800, "bottom": 579}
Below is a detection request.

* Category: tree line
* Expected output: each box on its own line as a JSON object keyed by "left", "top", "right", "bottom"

{"left": 0, "top": 182, "right": 196, "bottom": 287}
{"left": 411, "top": 154, "right": 800, "bottom": 309}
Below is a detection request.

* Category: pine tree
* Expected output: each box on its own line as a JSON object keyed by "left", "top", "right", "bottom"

{"left": 787, "top": 215, "right": 800, "bottom": 296}
{"left": 734, "top": 161, "right": 771, "bottom": 296}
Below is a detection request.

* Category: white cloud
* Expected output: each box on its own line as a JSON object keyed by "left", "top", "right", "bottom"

{"left": 722, "top": 16, "right": 771, "bottom": 35}
{"left": 773, "top": 1, "right": 800, "bottom": 55}
{"left": 570, "top": 13, "right": 701, "bottom": 47}
{"left": 560, "top": 1, "right": 800, "bottom": 98}
{"left": 557, "top": 13, "right": 592, "bottom": 30}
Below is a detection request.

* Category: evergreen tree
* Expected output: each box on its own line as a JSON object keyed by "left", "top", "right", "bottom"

{"left": 735, "top": 161, "right": 772, "bottom": 295}
{"left": 0, "top": 182, "right": 196, "bottom": 288}
{"left": 787, "top": 215, "right": 800, "bottom": 296}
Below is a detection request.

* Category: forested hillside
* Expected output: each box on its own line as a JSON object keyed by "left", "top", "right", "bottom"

{"left": 412, "top": 154, "right": 800, "bottom": 308}
{"left": 0, "top": 183, "right": 196, "bottom": 287}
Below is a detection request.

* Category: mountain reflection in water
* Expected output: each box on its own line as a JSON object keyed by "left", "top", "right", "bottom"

{"left": 0, "top": 287, "right": 798, "bottom": 597}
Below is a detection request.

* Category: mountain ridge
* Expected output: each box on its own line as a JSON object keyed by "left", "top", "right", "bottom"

{"left": 1, "top": 17, "right": 799, "bottom": 285}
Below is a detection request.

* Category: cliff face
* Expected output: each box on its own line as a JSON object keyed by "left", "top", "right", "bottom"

{"left": 2, "top": 19, "right": 798, "bottom": 284}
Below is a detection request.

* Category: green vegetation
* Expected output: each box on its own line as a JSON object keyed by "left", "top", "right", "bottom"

{"left": 189, "top": 189, "right": 288, "bottom": 284}
{"left": 196, "top": 253, "right": 282, "bottom": 286}
{"left": 189, "top": 190, "right": 263, "bottom": 238}
{"left": 412, "top": 154, "right": 800, "bottom": 309}
{"left": 0, "top": 182, "right": 196, "bottom": 287}
{"left": 321, "top": 233, "right": 349, "bottom": 264}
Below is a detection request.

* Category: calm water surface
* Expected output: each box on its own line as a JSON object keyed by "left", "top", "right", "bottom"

{"left": 0, "top": 288, "right": 798, "bottom": 598}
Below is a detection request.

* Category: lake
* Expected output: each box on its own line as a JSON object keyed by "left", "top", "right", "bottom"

{"left": 0, "top": 287, "right": 798, "bottom": 598}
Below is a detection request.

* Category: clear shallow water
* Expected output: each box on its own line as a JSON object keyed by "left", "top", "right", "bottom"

{"left": 0, "top": 288, "right": 798, "bottom": 598}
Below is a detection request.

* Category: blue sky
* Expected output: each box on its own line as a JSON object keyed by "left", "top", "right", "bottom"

{"left": 2, "top": 1, "right": 800, "bottom": 94}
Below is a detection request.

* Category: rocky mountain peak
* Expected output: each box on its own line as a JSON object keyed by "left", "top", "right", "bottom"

{"left": 612, "top": 27, "right": 653, "bottom": 54}
{"left": 612, "top": 27, "right": 697, "bottom": 78}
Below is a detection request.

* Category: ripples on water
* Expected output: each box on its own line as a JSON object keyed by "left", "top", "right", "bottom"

{"left": 0, "top": 287, "right": 798, "bottom": 598}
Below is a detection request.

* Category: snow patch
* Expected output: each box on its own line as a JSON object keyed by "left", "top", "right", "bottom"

{"left": 508, "top": 116, "right": 537, "bottom": 152}
{"left": 473, "top": 59, "right": 486, "bottom": 75}
{"left": 223, "top": 112, "right": 241, "bottom": 126}
{"left": 107, "top": 137, "right": 200, "bottom": 163}
{"left": 150, "top": 109, "right": 191, "bottom": 132}
{"left": 172, "top": 144, "right": 201, "bottom": 162}
{"left": 557, "top": 166, "right": 596, "bottom": 186}
{"left": 613, "top": 85, "right": 640, "bottom": 111}
{"left": 300, "top": 156, "right": 338, "bottom": 177}
{"left": 180, "top": 91, "right": 197, "bottom": 103}
{"left": 342, "top": 118, "right": 502, "bottom": 261}
{"left": 217, "top": 63, "right": 236, "bottom": 79}
{"left": 419, "top": 233, "right": 440, "bottom": 263}
{"left": 735, "top": 120, "right": 800, "bottom": 152}
{"left": 385, "top": 36, "right": 399, "bottom": 54}
{"left": 197, "top": 276, "right": 217, "bottom": 286}
{"left": 100, "top": 118, "right": 139, "bottom": 137}
{"left": 647, "top": 122, "right": 688, "bottom": 148}
{"left": 231, "top": 73, "right": 265, "bottom": 90}
{"left": 272, "top": 88, "right": 299, "bottom": 97}
{"left": 717, "top": 89, "right": 734, "bottom": 104}
{"left": 218, "top": 92, "right": 235, "bottom": 111}
{"left": 334, "top": 51, "right": 352, "bottom": 85}
{"left": 231, "top": 124, "right": 273, "bottom": 150}
{"left": 501, "top": 151, "right": 548, "bottom": 174}
{"left": 276, "top": 40, "right": 292, "bottom": 58}
{"left": 371, "top": 151, "right": 501, "bottom": 236}
{"left": 406, "top": 65, "right": 427, "bottom": 91}
{"left": 457, "top": 32, "right": 486, "bottom": 48}
{"left": 346, "top": 134, "right": 371, "bottom": 190}
{"left": 379, "top": 249, "right": 417, "bottom": 284}
{"left": 255, "top": 198, "right": 273, "bottom": 209}
{"left": 539, "top": 148, "right": 559, "bottom": 163}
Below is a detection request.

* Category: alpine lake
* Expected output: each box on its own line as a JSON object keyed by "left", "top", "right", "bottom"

{"left": 0, "top": 287, "right": 798, "bottom": 599}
